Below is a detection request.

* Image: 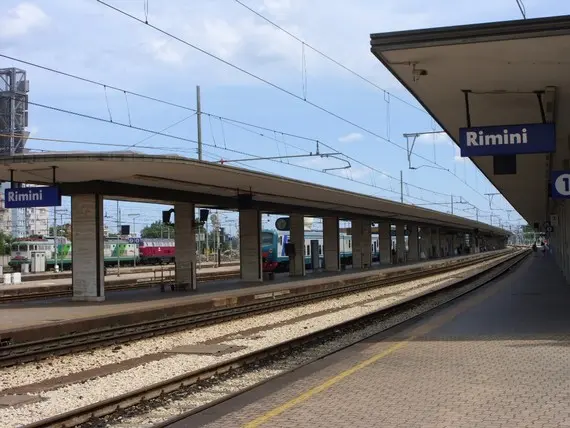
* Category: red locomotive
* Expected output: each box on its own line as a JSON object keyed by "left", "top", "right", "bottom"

{"left": 138, "top": 238, "right": 176, "bottom": 264}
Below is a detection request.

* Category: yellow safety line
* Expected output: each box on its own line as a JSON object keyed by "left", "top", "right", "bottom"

{"left": 243, "top": 260, "right": 513, "bottom": 428}
{"left": 242, "top": 338, "right": 413, "bottom": 428}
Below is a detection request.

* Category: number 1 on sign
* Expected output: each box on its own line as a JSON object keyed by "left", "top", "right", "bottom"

{"left": 553, "top": 172, "right": 570, "bottom": 198}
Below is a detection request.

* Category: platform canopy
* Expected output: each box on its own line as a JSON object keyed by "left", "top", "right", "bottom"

{"left": 370, "top": 14, "right": 570, "bottom": 228}
{"left": 0, "top": 152, "right": 507, "bottom": 235}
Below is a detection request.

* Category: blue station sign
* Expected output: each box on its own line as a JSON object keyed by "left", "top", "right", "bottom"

{"left": 4, "top": 186, "right": 62, "bottom": 208}
{"left": 551, "top": 170, "right": 570, "bottom": 199}
{"left": 459, "top": 123, "right": 556, "bottom": 157}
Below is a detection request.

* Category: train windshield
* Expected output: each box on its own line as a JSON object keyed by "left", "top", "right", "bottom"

{"left": 12, "top": 243, "right": 28, "bottom": 251}
{"left": 261, "top": 232, "right": 274, "bottom": 245}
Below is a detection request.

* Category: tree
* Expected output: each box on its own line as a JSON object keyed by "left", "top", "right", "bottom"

{"left": 141, "top": 221, "right": 175, "bottom": 239}
{"left": 140, "top": 219, "right": 234, "bottom": 251}
{"left": 0, "top": 231, "right": 13, "bottom": 255}
{"left": 49, "top": 224, "right": 72, "bottom": 241}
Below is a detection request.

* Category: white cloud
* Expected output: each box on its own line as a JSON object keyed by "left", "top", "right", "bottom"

{"left": 454, "top": 146, "right": 466, "bottom": 162}
{"left": 0, "top": 0, "right": 438, "bottom": 92}
{"left": 0, "top": 0, "right": 521, "bottom": 95}
{"left": 416, "top": 132, "right": 453, "bottom": 145}
{"left": 27, "top": 125, "right": 40, "bottom": 135}
{"left": 148, "top": 39, "right": 185, "bottom": 64}
{"left": 347, "top": 167, "right": 370, "bottom": 180}
{"left": 0, "top": 3, "right": 49, "bottom": 38}
{"left": 338, "top": 132, "right": 363, "bottom": 143}
{"left": 298, "top": 155, "right": 327, "bottom": 167}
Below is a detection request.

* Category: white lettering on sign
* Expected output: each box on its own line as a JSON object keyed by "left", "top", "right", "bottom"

{"left": 465, "top": 128, "right": 528, "bottom": 147}
{"left": 7, "top": 189, "right": 44, "bottom": 202}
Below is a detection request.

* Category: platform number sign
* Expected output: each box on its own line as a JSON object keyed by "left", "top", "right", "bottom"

{"left": 551, "top": 171, "right": 570, "bottom": 199}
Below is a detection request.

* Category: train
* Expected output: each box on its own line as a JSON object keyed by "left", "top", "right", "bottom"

{"left": 8, "top": 237, "right": 176, "bottom": 271}
{"left": 9, "top": 229, "right": 399, "bottom": 272}
{"left": 261, "top": 229, "right": 385, "bottom": 272}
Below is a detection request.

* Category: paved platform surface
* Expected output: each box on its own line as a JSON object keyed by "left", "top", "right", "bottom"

{"left": 175, "top": 253, "right": 570, "bottom": 428}
{"left": 0, "top": 252, "right": 499, "bottom": 334}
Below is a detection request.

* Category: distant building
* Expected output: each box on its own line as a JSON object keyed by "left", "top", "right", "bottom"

{"left": 0, "top": 68, "right": 50, "bottom": 238}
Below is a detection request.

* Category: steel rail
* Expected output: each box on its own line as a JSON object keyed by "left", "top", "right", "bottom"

{"left": 0, "top": 251, "right": 511, "bottom": 368}
{"left": 22, "top": 249, "right": 529, "bottom": 428}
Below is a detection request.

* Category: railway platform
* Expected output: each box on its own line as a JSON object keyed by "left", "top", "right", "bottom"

{"left": 0, "top": 265, "right": 239, "bottom": 298}
{"left": 175, "top": 251, "right": 570, "bottom": 428}
{"left": 0, "top": 261, "right": 239, "bottom": 283}
{"left": 0, "top": 250, "right": 508, "bottom": 345}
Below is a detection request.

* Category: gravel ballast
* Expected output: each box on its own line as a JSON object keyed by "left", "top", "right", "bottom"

{"left": 0, "top": 256, "right": 511, "bottom": 427}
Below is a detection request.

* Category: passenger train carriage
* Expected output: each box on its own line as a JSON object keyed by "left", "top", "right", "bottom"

{"left": 9, "top": 237, "right": 139, "bottom": 270}
{"left": 261, "top": 229, "right": 382, "bottom": 272}
{"left": 137, "top": 238, "right": 175, "bottom": 265}
{"left": 10, "top": 228, "right": 398, "bottom": 272}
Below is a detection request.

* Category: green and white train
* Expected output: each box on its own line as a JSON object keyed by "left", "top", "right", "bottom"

{"left": 9, "top": 237, "right": 139, "bottom": 271}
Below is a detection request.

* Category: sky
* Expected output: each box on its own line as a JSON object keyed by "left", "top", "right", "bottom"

{"left": 2, "top": 0, "right": 568, "bottom": 236}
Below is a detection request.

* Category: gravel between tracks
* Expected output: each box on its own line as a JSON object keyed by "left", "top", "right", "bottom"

{"left": 104, "top": 274, "right": 485, "bottom": 428}
{"left": 0, "top": 256, "right": 508, "bottom": 427}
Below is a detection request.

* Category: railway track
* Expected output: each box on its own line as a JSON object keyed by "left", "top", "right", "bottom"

{"left": 20, "top": 249, "right": 529, "bottom": 428}
{"left": 0, "top": 250, "right": 513, "bottom": 369}
{"left": 0, "top": 271, "right": 240, "bottom": 303}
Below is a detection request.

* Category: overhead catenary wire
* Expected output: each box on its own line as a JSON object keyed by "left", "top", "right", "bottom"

{"left": 2, "top": 53, "right": 504, "bottom": 212}
{"left": 0, "top": 53, "right": 416, "bottom": 188}
{"left": 93, "top": 1, "right": 507, "bottom": 212}
{"left": 0, "top": 53, "right": 197, "bottom": 114}
{"left": 231, "top": 0, "right": 426, "bottom": 114}
{"left": 21, "top": 99, "right": 498, "bottom": 218}
{"left": 128, "top": 113, "right": 196, "bottom": 148}
{"left": 1, "top": 128, "right": 458, "bottom": 213}
{"left": 515, "top": 0, "right": 527, "bottom": 19}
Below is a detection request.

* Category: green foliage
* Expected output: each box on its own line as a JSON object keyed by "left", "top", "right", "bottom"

{"left": 49, "top": 225, "right": 72, "bottom": 241}
{"left": 141, "top": 221, "right": 175, "bottom": 239}
{"left": 0, "top": 231, "right": 13, "bottom": 255}
{"left": 140, "top": 220, "right": 236, "bottom": 252}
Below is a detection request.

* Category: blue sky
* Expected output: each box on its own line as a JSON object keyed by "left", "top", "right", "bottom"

{"left": 2, "top": 0, "right": 568, "bottom": 235}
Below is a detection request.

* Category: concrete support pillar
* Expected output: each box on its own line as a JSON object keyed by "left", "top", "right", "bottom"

{"left": 362, "top": 220, "right": 372, "bottom": 268}
{"left": 72, "top": 194, "right": 104, "bottom": 301}
{"left": 418, "top": 227, "right": 426, "bottom": 259}
{"left": 352, "top": 219, "right": 371, "bottom": 269}
{"left": 323, "top": 216, "right": 339, "bottom": 271}
{"left": 425, "top": 228, "right": 433, "bottom": 258}
{"left": 407, "top": 225, "right": 418, "bottom": 261}
{"left": 559, "top": 201, "right": 570, "bottom": 282}
{"left": 239, "top": 209, "right": 262, "bottom": 281}
{"left": 562, "top": 202, "right": 569, "bottom": 280}
{"left": 472, "top": 231, "right": 479, "bottom": 253}
{"left": 289, "top": 213, "right": 306, "bottom": 277}
{"left": 441, "top": 233, "right": 448, "bottom": 257}
{"left": 352, "top": 219, "right": 363, "bottom": 268}
{"left": 174, "top": 202, "right": 197, "bottom": 290}
{"left": 396, "top": 223, "right": 405, "bottom": 263}
{"left": 378, "top": 222, "right": 391, "bottom": 264}
{"left": 432, "top": 228, "right": 440, "bottom": 258}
